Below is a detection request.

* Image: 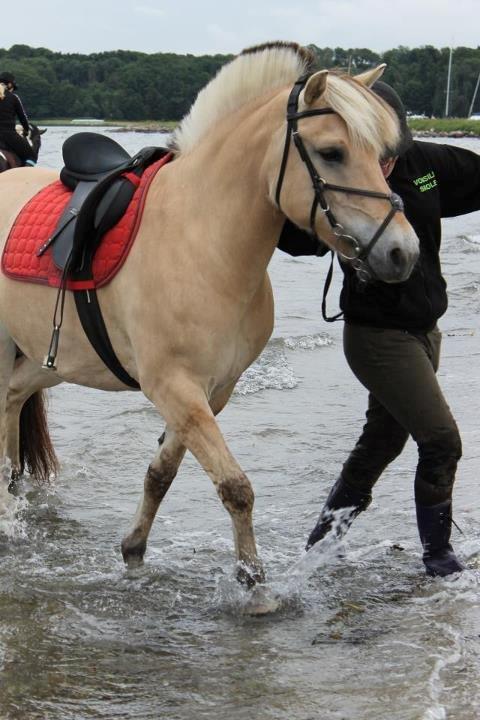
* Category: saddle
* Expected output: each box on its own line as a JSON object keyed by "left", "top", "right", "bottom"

{"left": 40, "top": 132, "right": 171, "bottom": 389}
{"left": 41, "top": 132, "right": 168, "bottom": 272}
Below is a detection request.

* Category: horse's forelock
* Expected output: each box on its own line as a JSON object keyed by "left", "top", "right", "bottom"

{"left": 173, "top": 42, "right": 314, "bottom": 154}
{"left": 323, "top": 74, "right": 400, "bottom": 158}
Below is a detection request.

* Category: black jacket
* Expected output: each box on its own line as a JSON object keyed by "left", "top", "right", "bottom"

{"left": 0, "top": 89, "right": 29, "bottom": 134}
{"left": 278, "top": 141, "right": 480, "bottom": 331}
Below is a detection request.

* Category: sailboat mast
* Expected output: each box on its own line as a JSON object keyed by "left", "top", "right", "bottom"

{"left": 445, "top": 46, "right": 453, "bottom": 117}
{"left": 468, "top": 69, "right": 480, "bottom": 117}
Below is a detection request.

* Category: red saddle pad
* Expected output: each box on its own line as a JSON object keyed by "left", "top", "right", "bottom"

{"left": 2, "top": 153, "right": 172, "bottom": 290}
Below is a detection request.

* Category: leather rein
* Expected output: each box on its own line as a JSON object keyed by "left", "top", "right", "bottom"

{"left": 275, "top": 74, "right": 405, "bottom": 287}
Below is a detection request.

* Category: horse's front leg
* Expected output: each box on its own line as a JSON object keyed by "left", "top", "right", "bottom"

{"left": 149, "top": 377, "right": 264, "bottom": 586}
{"left": 121, "top": 427, "right": 186, "bottom": 566}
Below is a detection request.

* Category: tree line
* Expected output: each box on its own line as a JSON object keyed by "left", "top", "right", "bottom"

{"left": 0, "top": 43, "right": 479, "bottom": 121}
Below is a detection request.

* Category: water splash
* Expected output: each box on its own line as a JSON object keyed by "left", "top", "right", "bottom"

{"left": 0, "top": 489, "right": 28, "bottom": 541}
{"left": 235, "top": 333, "right": 333, "bottom": 395}
{"left": 235, "top": 341, "right": 297, "bottom": 395}
{"left": 462, "top": 233, "right": 480, "bottom": 248}
{"left": 422, "top": 622, "right": 464, "bottom": 720}
{"left": 212, "top": 510, "right": 354, "bottom": 616}
{"left": 284, "top": 332, "right": 333, "bottom": 350}
{"left": 0, "top": 459, "right": 26, "bottom": 539}
{"left": 273, "top": 526, "right": 347, "bottom": 604}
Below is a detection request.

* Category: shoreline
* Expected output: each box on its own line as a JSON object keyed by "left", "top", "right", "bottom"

{"left": 34, "top": 119, "right": 177, "bottom": 134}
{"left": 34, "top": 120, "right": 480, "bottom": 139}
{"left": 110, "top": 124, "right": 175, "bottom": 134}
{"left": 408, "top": 118, "right": 480, "bottom": 139}
{"left": 412, "top": 129, "right": 480, "bottom": 139}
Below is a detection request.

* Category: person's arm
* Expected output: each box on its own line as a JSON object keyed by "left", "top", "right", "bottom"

{"left": 13, "top": 93, "right": 30, "bottom": 136}
{"left": 433, "top": 144, "right": 480, "bottom": 217}
{"left": 277, "top": 219, "right": 329, "bottom": 256}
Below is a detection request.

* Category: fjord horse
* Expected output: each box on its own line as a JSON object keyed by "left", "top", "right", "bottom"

{"left": 0, "top": 43, "right": 418, "bottom": 594}
{"left": 0, "top": 124, "right": 46, "bottom": 172}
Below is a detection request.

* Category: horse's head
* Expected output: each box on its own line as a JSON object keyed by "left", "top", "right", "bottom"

{"left": 16, "top": 123, "right": 47, "bottom": 163}
{"left": 272, "top": 65, "right": 419, "bottom": 283}
{"left": 27, "top": 124, "right": 47, "bottom": 162}
{"left": 173, "top": 41, "right": 418, "bottom": 283}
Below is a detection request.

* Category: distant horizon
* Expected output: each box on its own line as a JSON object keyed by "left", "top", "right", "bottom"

{"left": 2, "top": 41, "right": 479, "bottom": 58}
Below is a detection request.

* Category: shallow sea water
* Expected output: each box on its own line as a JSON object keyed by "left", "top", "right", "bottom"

{"left": 0, "top": 129, "right": 479, "bottom": 720}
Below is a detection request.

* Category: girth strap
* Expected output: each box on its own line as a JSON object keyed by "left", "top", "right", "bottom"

{"left": 74, "top": 289, "right": 140, "bottom": 389}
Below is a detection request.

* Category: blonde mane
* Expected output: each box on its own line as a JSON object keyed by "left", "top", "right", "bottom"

{"left": 173, "top": 41, "right": 399, "bottom": 159}
{"left": 173, "top": 42, "right": 314, "bottom": 154}
{"left": 321, "top": 73, "right": 400, "bottom": 159}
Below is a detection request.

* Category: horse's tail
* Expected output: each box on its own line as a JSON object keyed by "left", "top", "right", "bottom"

{"left": 19, "top": 390, "right": 58, "bottom": 483}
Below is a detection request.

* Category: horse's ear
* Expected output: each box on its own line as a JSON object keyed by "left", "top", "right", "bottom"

{"left": 39, "top": 128, "right": 47, "bottom": 134}
{"left": 303, "top": 70, "right": 329, "bottom": 105}
{"left": 354, "top": 63, "right": 387, "bottom": 88}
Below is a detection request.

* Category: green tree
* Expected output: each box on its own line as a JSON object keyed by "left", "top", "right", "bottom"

{"left": 0, "top": 42, "right": 478, "bottom": 121}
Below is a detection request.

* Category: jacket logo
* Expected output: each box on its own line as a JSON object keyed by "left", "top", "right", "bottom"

{"left": 413, "top": 171, "right": 437, "bottom": 192}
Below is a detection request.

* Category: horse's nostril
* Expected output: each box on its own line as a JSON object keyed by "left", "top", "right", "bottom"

{"left": 390, "top": 247, "right": 404, "bottom": 267}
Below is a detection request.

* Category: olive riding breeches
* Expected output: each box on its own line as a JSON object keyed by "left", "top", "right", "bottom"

{"left": 342, "top": 323, "right": 462, "bottom": 506}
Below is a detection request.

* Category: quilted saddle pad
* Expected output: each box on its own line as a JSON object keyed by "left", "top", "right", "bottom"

{"left": 2, "top": 153, "right": 172, "bottom": 290}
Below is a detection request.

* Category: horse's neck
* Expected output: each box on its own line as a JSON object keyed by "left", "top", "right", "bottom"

{"left": 172, "top": 98, "right": 285, "bottom": 299}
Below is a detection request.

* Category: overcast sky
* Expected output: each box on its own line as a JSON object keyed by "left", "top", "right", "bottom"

{"left": 1, "top": 0, "right": 478, "bottom": 56}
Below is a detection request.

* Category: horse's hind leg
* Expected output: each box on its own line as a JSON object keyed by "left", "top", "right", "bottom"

{"left": 6, "top": 357, "right": 61, "bottom": 483}
{"left": 0, "top": 327, "right": 16, "bottom": 483}
{"left": 121, "top": 427, "right": 186, "bottom": 566}
{"left": 149, "top": 377, "right": 264, "bottom": 586}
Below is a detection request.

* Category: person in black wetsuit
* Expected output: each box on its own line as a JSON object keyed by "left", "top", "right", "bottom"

{"left": 0, "top": 72, "right": 35, "bottom": 165}
{"left": 278, "top": 81, "right": 480, "bottom": 577}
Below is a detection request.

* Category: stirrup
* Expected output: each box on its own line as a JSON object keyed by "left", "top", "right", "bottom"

{"left": 42, "top": 262, "right": 70, "bottom": 371}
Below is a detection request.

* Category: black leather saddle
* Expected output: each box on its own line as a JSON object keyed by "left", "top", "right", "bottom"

{"left": 38, "top": 132, "right": 169, "bottom": 272}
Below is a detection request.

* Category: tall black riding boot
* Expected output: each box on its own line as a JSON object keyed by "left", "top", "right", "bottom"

{"left": 416, "top": 500, "right": 465, "bottom": 577}
{"left": 306, "top": 475, "right": 372, "bottom": 550}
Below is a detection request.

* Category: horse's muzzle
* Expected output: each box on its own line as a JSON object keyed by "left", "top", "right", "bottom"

{"left": 382, "top": 244, "right": 419, "bottom": 283}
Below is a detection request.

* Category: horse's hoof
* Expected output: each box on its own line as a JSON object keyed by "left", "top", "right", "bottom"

{"left": 124, "top": 555, "right": 144, "bottom": 570}
{"left": 236, "top": 561, "right": 265, "bottom": 588}
{"left": 121, "top": 535, "right": 146, "bottom": 567}
{"left": 242, "top": 586, "right": 280, "bottom": 616}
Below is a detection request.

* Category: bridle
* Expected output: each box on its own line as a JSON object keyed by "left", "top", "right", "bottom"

{"left": 275, "top": 73, "right": 405, "bottom": 284}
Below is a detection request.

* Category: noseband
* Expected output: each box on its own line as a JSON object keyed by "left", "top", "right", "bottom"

{"left": 275, "top": 74, "right": 405, "bottom": 283}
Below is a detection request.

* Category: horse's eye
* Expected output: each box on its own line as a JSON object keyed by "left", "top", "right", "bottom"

{"left": 317, "top": 148, "right": 344, "bottom": 163}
